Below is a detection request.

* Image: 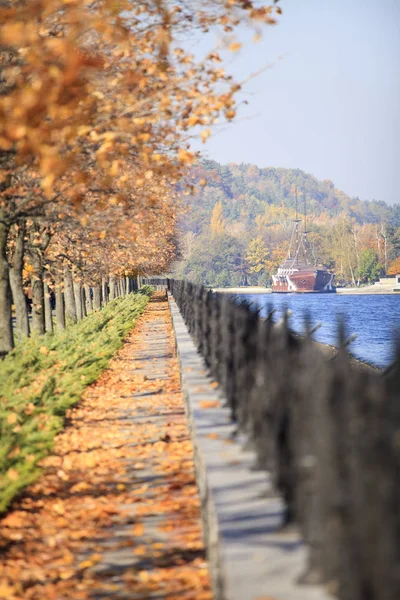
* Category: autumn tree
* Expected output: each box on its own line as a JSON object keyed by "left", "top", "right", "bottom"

{"left": 210, "top": 201, "right": 225, "bottom": 236}
{"left": 387, "top": 257, "right": 400, "bottom": 276}
{"left": 0, "top": 0, "right": 282, "bottom": 354}
{"left": 246, "top": 236, "right": 269, "bottom": 284}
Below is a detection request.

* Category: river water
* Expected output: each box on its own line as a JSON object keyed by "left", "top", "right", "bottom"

{"left": 237, "top": 293, "right": 399, "bottom": 369}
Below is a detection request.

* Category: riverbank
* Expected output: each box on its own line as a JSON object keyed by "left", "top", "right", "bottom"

{"left": 213, "top": 285, "right": 399, "bottom": 295}
{"left": 336, "top": 284, "right": 398, "bottom": 294}
{"left": 212, "top": 286, "right": 272, "bottom": 294}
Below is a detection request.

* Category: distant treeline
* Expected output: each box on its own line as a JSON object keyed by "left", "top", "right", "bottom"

{"left": 174, "top": 160, "right": 400, "bottom": 287}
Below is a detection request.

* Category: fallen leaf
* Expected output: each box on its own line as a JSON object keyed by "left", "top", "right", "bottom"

{"left": 132, "top": 522, "right": 144, "bottom": 536}
{"left": 199, "top": 401, "right": 220, "bottom": 409}
{"left": 6, "top": 469, "right": 19, "bottom": 481}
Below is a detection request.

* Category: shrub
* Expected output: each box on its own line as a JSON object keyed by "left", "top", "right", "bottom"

{"left": 139, "top": 284, "right": 155, "bottom": 296}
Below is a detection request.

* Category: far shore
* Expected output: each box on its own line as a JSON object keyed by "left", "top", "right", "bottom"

{"left": 213, "top": 285, "right": 399, "bottom": 295}
{"left": 213, "top": 286, "right": 272, "bottom": 294}
{"left": 336, "top": 285, "right": 399, "bottom": 295}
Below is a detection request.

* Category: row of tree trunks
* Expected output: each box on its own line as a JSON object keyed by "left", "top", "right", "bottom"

{"left": 1, "top": 261, "right": 139, "bottom": 354}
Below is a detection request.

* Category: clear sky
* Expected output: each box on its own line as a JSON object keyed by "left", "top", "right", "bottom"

{"left": 192, "top": 0, "right": 400, "bottom": 205}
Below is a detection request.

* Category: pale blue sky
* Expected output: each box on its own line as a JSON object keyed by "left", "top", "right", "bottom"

{"left": 192, "top": 0, "right": 400, "bottom": 205}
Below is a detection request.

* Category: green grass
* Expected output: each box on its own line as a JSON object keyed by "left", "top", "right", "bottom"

{"left": 0, "top": 292, "right": 151, "bottom": 513}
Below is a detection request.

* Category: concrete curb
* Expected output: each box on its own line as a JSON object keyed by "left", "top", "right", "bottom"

{"left": 168, "top": 293, "right": 331, "bottom": 600}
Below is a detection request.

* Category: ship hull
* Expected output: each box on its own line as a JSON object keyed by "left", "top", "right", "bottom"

{"left": 271, "top": 269, "right": 335, "bottom": 293}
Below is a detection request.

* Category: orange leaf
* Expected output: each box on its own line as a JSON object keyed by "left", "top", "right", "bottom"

{"left": 6, "top": 413, "right": 18, "bottom": 425}
{"left": 199, "top": 401, "right": 220, "bottom": 409}
{"left": 6, "top": 469, "right": 19, "bottom": 481}
{"left": 132, "top": 522, "right": 144, "bottom": 536}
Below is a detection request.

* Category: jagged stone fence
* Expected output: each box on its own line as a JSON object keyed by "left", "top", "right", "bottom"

{"left": 168, "top": 278, "right": 400, "bottom": 600}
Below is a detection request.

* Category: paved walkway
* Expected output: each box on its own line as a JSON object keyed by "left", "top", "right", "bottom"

{"left": 0, "top": 296, "right": 211, "bottom": 600}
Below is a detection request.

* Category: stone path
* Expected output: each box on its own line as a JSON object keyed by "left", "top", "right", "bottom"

{"left": 0, "top": 296, "right": 212, "bottom": 600}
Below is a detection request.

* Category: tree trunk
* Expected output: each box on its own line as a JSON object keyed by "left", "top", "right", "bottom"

{"left": 0, "top": 221, "right": 13, "bottom": 355}
{"left": 121, "top": 277, "right": 126, "bottom": 295}
{"left": 84, "top": 284, "right": 92, "bottom": 313}
{"left": 9, "top": 221, "right": 29, "bottom": 339}
{"left": 30, "top": 250, "right": 45, "bottom": 336}
{"left": 73, "top": 280, "right": 83, "bottom": 321}
{"left": 93, "top": 285, "right": 102, "bottom": 310}
{"left": 125, "top": 276, "right": 130, "bottom": 295}
{"left": 81, "top": 286, "right": 87, "bottom": 318}
{"left": 56, "top": 286, "right": 65, "bottom": 331}
{"left": 349, "top": 264, "right": 356, "bottom": 287}
{"left": 44, "top": 281, "right": 53, "bottom": 334}
{"left": 109, "top": 276, "right": 116, "bottom": 300}
{"left": 102, "top": 276, "right": 108, "bottom": 305}
{"left": 64, "top": 267, "right": 77, "bottom": 324}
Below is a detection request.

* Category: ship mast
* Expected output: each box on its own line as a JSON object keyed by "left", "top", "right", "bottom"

{"left": 295, "top": 188, "right": 300, "bottom": 265}
{"left": 288, "top": 187, "right": 301, "bottom": 266}
{"left": 304, "top": 193, "right": 307, "bottom": 233}
{"left": 301, "top": 193, "right": 309, "bottom": 264}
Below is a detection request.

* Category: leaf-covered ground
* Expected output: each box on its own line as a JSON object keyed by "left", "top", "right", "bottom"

{"left": 0, "top": 295, "right": 212, "bottom": 600}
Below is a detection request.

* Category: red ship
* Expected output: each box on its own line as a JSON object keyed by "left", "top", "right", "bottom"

{"left": 271, "top": 192, "right": 335, "bottom": 294}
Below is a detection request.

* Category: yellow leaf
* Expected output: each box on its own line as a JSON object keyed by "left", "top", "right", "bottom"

{"left": 78, "top": 554, "right": 102, "bottom": 570}
{"left": 59, "top": 569, "right": 75, "bottom": 580}
{"left": 7, "top": 413, "right": 18, "bottom": 425}
{"left": 200, "top": 129, "right": 211, "bottom": 143}
{"left": 109, "top": 160, "right": 119, "bottom": 176}
{"left": 6, "top": 468, "right": 19, "bottom": 481}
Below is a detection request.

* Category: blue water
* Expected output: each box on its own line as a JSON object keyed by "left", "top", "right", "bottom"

{"left": 238, "top": 293, "right": 399, "bottom": 369}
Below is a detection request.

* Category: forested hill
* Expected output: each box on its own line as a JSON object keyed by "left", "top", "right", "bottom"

{"left": 182, "top": 160, "right": 400, "bottom": 233}
{"left": 174, "top": 160, "right": 400, "bottom": 287}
